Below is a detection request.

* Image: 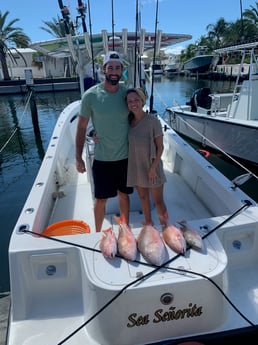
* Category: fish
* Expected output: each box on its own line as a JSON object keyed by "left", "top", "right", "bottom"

{"left": 99, "top": 227, "right": 118, "bottom": 259}
{"left": 114, "top": 215, "right": 138, "bottom": 261}
{"left": 177, "top": 220, "right": 203, "bottom": 251}
{"left": 137, "top": 225, "right": 167, "bottom": 266}
{"left": 162, "top": 223, "right": 186, "bottom": 254}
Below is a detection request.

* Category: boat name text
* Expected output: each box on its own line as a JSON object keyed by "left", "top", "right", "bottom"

{"left": 127, "top": 303, "right": 203, "bottom": 327}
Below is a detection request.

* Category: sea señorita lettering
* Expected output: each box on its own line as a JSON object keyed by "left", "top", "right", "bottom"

{"left": 127, "top": 303, "right": 203, "bottom": 328}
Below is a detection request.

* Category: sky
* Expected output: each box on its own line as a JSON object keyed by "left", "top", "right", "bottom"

{"left": 1, "top": 0, "right": 256, "bottom": 54}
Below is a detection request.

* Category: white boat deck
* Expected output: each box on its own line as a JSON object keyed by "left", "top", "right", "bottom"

{"left": 48, "top": 157, "right": 212, "bottom": 232}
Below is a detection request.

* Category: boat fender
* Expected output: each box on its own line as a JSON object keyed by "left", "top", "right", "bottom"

{"left": 197, "top": 149, "right": 210, "bottom": 158}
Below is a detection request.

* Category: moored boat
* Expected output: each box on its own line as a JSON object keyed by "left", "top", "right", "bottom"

{"left": 166, "top": 41, "right": 258, "bottom": 166}
{"left": 164, "top": 54, "right": 180, "bottom": 76}
{"left": 149, "top": 61, "right": 164, "bottom": 75}
{"left": 183, "top": 46, "right": 214, "bottom": 73}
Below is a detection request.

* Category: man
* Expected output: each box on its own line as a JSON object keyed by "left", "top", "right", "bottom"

{"left": 76, "top": 51, "right": 133, "bottom": 232}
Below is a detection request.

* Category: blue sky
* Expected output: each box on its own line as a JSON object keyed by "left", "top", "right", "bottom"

{"left": 1, "top": 0, "right": 256, "bottom": 53}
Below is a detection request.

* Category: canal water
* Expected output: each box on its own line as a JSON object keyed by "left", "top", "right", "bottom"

{"left": 1, "top": 75, "right": 258, "bottom": 294}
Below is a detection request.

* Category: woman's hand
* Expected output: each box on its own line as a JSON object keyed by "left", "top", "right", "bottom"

{"left": 148, "top": 166, "right": 157, "bottom": 184}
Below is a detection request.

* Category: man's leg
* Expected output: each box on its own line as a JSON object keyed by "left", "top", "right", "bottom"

{"left": 118, "top": 191, "right": 130, "bottom": 225}
{"left": 94, "top": 198, "right": 107, "bottom": 232}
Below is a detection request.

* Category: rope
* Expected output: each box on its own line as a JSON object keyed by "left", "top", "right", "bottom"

{"left": 0, "top": 90, "right": 33, "bottom": 154}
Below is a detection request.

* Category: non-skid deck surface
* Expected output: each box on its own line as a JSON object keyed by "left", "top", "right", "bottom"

{"left": 49, "top": 167, "right": 212, "bottom": 232}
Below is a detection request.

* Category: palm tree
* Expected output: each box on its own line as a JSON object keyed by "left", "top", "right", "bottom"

{"left": 242, "top": 2, "right": 258, "bottom": 41}
{"left": 206, "top": 18, "right": 229, "bottom": 49}
{"left": 0, "top": 11, "right": 31, "bottom": 80}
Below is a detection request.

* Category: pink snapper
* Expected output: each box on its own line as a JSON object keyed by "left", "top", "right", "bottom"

{"left": 177, "top": 220, "right": 203, "bottom": 251}
{"left": 162, "top": 223, "right": 186, "bottom": 254}
{"left": 99, "top": 227, "right": 118, "bottom": 259}
{"left": 114, "top": 215, "right": 138, "bottom": 261}
{"left": 137, "top": 225, "right": 167, "bottom": 266}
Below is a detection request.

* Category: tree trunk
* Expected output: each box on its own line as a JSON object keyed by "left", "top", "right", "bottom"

{"left": 0, "top": 45, "right": 11, "bottom": 80}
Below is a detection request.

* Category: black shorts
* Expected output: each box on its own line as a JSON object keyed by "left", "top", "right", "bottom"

{"left": 92, "top": 159, "right": 134, "bottom": 199}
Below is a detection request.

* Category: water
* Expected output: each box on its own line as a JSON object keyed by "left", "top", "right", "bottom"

{"left": 1, "top": 76, "right": 258, "bottom": 293}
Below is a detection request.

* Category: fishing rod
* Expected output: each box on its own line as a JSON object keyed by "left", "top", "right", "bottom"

{"left": 58, "top": 0, "right": 70, "bottom": 35}
{"left": 87, "top": 0, "right": 96, "bottom": 84}
{"left": 77, "top": 0, "right": 87, "bottom": 33}
{"left": 76, "top": 1, "right": 96, "bottom": 85}
{"left": 149, "top": 0, "right": 159, "bottom": 113}
{"left": 57, "top": 0, "right": 76, "bottom": 61}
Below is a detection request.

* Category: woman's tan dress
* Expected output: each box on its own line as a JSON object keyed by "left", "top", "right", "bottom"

{"left": 127, "top": 114, "right": 166, "bottom": 188}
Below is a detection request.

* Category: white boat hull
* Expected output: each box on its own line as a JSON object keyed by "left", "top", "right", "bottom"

{"left": 6, "top": 99, "right": 258, "bottom": 344}
{"left": 167, "top": 106, "right": 258, "bottom": 165}
{"left": 183, "top": 55, "right": 214, "bottom": 73}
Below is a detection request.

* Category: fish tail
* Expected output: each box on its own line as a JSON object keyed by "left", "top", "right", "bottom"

{"left": 102, "top": 227, "right": 112, "bottom": 235}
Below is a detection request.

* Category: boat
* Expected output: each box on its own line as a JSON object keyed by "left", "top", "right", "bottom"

{"left": 5, "top": 2, "right": 258, "bottom": 345}
{"left": 183, "top": 46, "right": 214, "bottom": 73}
{"left": 149, "top": 61, "right": 164, "bottom": 75}
{"left": 6, "top": 94, "right": 258, "bottom": 345}
{"left": 164, "top": 54, "right": 180, "bottom": 76}
{"left": 166, "top": 41, "right": 258, "bottom": 166}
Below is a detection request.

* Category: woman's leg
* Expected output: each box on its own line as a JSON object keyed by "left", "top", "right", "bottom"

{"left": 150, "top": 185, "right": 168, "bottom": 226}
{"left": 136, "top": 186, "right": 154, "bottom": 225}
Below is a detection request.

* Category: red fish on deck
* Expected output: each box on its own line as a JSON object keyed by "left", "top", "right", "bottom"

{"left": 99, "top": 227, "right": 118, "bottom": 259}
{"left": 137, "top": 225, "right": 167, "bottom": 266}
{"left": 162, "top": 223, "right": 186, "bottom": 254}
{"left": 177, "top": 220, "right": 203, "bottom": 251}
{"left": 114, "top": 215, "right": 138, "bottom": 261}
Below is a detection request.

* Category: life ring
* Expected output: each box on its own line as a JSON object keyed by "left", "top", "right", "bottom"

{"left": 197, "top": 149, "right": 210, "bottom": 158}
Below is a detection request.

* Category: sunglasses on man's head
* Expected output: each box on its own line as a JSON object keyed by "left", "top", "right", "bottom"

{"left": 110, "top": 53, "right": 119, "bottom": 59}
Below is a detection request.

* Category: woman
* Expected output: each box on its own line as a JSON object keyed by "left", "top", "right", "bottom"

{"left": 125, "top": 87, "right": 168, "bottom": 227}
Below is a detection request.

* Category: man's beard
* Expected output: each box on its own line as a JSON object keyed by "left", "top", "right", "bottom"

{"left": 105, "top": 74, "right": 120, "bottom": 85}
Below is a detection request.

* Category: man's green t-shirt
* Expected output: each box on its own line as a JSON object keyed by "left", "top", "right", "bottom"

{"left": 80, "top": 83, "right": 129, "bottom": 161}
